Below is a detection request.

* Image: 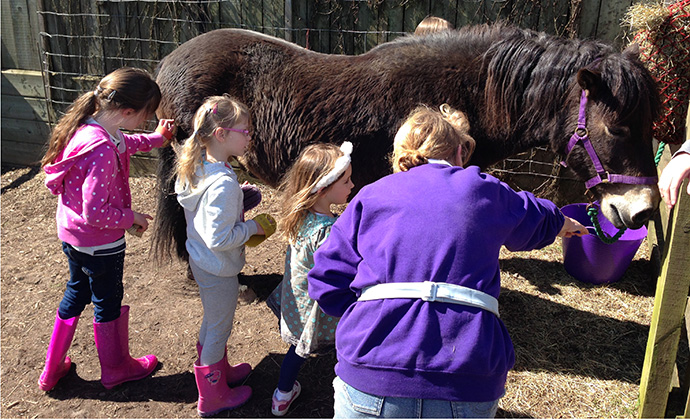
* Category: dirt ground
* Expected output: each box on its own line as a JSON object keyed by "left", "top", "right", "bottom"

{"left": 0, "top": 164, "right": 685, "bottom": 418}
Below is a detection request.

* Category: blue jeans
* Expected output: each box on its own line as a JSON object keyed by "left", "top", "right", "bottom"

{"left": 58, "top": 242, "right": 124, "bottom": 323}
{"left": 333, "top": 376, "right": 501, "bottom": 418}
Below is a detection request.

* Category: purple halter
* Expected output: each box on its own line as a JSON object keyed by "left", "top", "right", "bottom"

{"left": 562, "top": 90, "right": 658, "bottom": 189}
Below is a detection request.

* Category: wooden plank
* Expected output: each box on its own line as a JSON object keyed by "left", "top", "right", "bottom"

{"left": 264, "top": 0, "right": 284, "bottom": 38}
{"left": 78, "top": 0, "right": 103, "bottom": 76}
{"left": 682, "top": 298, "right": 690, "bottom": 417}
{"left": 483, "top": 0, "right": 508, "bottom": 23}
{"left": 638, "top": 179, "right": 690, "bottom": 418}
{"left": 1, "top": 95, "right": 49, "bottom": 122}
{"left": 594, "top": 0, "right": 633, "bottom": 46}
{"left": 456, "top": 0, "right": 484, "bottom": 28}
{"left": 243, "top": 0, "right": 263, "bottom": 32}
{"left": 327, "top": 1, "right": 345, "bottom": 54}
{"left": 2, "top": 70, "right": 45, "bottom": 98}
{"left": 339, "top": 1, "right": 356, "bottom": 55}
{"left": 292, "top": 0, "right": 309, "bottom": 47}
{"left": 313, "top": 0, "right": 331, "bottom": 53}
{"left": 1, "top": 0, "right": 42, "bottom": 70}
{"left": 174, "top": 2, "right": 203, "bottom": 45}
{"left": 645, "top": 143, "right": 674, "bottom": 280}
{"left": 382, "top": 0, "right": 404, "bottom": 43}
{"left": 285, "top": 0, "right": 293, "bottom": 42}
{"left": 126, "top": 1, "right": 145, "bottom": 69}
{"left": 508, "top": 0, "right": 540, "bottom": 30}
{"left": 403, "top": 0, "right": 430, "bottom": 33}
{"left": 0, "top": 138, "right": 47, "bottom": 167}
{"left": 429, "top": 0, "right": 457, "bottom": 28}
{"left": 578, "top": 0, "right": 602, "bottom": 39}
{"left": 206, "top": 0, "right": 221, "bottom": 33}
{"left": 150, "top": 0, "right": 177, "bottom": 60}
{"left": 100, "top": 0, "right": 124, "bottom": 72}
{"left": 638, "top": 103, "right": 690, "bottom": 418}
{"left": 1, "top": 117, "right": 51, "bottom": 144}
{"left": 220, "top": 0, "right": 242, "bottom": 28}
{"left": 39, "top": 0, "right": 71, "bottom": 100}
{"left": 135, "top": 1, "right": 156, "bottom": 73}
{"left": 360, "top": 1, "right": 380, "bottom": 52}
{"left": 538, "top": 0, "right": 571, "bottom": 36}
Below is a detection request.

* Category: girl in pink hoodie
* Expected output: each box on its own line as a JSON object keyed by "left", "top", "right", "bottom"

{"left": 39, "top": 67, "right": 174, "bottom": 392}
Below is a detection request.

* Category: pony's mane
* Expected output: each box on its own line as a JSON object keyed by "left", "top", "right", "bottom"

{"left": 598, "top": 49, "right": 660, "bottom": 125}
{"left": 480, "top": 26, "right": 659, "bottom": 136}
{"left": 385, "top": 24, "right": 658, "bottom": 139}
{"left": 482, "top": 28, "right": 608, "bottom": 134}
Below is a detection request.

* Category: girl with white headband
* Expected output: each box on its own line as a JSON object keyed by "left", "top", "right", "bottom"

{"left": 267, "top": 141, "right": 354, "bottom": 416}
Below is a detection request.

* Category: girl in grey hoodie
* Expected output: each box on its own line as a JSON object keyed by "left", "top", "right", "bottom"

{"left": 174, "top": 95, "right": 273, "bottom": 417}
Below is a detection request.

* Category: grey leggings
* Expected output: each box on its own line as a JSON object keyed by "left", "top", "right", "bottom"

{"left": 189, "top": 260, "right": 239, "bottom": 366}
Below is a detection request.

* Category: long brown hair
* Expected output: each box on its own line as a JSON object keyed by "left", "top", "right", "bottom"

{"left": 278, "top": 143, "right": 344, "bottom": 244}
{"left": 391, "top": 103, "right": 476, "bottom": 173}
{"left": 41, "top": 67, "right": 162, "bottom": 167}
{"left": 174, "top": 95, "right": 250, "bottom": 189}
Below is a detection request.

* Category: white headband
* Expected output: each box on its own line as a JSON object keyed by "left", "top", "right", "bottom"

{"left": 311, "top": 141, "right": 353, "bottom": 193}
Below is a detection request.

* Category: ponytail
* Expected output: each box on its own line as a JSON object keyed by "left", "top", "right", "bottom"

{"left": 174, "top": 131, "right": 205, "bottom": 189}
{"left": 41, "top": 92, "right": 98, "bottom": 166}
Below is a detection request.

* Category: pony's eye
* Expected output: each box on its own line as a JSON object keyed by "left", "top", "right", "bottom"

{"left": 605, "top": 126, "right": 629, "bottom": 139}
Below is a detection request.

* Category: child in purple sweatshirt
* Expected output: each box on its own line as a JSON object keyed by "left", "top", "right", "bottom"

{"left": 308, "top": 104, "right": 587, "bottom": 418}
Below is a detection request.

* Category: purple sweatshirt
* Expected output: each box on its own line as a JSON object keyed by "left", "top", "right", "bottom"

{"left": 308, "top": 163, "right": 564, "bottom": 402}
{"left": 44, "top": 121, "right": 171, "bottom": 247}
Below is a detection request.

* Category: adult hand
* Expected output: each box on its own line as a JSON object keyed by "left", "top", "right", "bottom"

{"left": 658, "top": 152, "right": 690, "bottom": 210}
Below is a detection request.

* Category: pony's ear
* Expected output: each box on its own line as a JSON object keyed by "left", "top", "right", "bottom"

{"left": 623, "top": 43, "right": 640, "bottom": 59}
{"left": 577, "top": 68, "right": 601, "bottom": 98}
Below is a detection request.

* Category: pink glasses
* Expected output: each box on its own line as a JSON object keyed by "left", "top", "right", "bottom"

{"left": 222, "top": 127, "right": 251, "bottom": 136}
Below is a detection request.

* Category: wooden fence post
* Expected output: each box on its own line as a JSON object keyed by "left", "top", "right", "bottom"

{"left": 638, "top": 106, "right": 690, "bottom": 418}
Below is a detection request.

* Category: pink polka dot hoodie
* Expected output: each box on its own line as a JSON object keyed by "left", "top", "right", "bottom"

{"left": 44, "top": 119, "right": 173, "bottom": 247}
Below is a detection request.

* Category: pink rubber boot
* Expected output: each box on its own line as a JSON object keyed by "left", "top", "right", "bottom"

{"left": 196, "top": 341, "right": 251, "bottom": 385}
{"left": 93, "top": 305, "right": 158, "bottom": 389}
{"left": 194, "top": 359, "right": 252, "bottom": 417}
{"left": 38, "top": 311, "right": 79, "bottom": 391}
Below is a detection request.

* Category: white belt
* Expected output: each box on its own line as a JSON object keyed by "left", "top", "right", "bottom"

{"left": 357, "top": 281, "right": 500, "bottom": 317}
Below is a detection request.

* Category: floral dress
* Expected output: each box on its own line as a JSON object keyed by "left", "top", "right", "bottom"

{"left": 268, "top": 212, "right": 340, "bottom": 358}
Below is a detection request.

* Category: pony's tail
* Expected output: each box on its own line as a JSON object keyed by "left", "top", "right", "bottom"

{"left": 152, "top": 144, "right": 189, "bottom": 262}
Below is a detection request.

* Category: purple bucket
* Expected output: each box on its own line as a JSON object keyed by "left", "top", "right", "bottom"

{"left": 560, "top": 203, "right": 647, "bottom": 284}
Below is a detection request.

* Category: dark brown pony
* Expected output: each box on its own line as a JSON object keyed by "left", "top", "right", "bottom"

{"left": 154, "top": 23, "right": 660, "bottom": 261}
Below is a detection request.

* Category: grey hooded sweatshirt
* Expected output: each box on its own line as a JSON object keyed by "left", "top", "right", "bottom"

{"left": 175, "top": 162, "right": 258, "bottom": 277}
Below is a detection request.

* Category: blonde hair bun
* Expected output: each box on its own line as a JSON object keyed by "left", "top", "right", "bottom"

{"left": 391, "top": 103, "right": 476, "bottom": 173}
